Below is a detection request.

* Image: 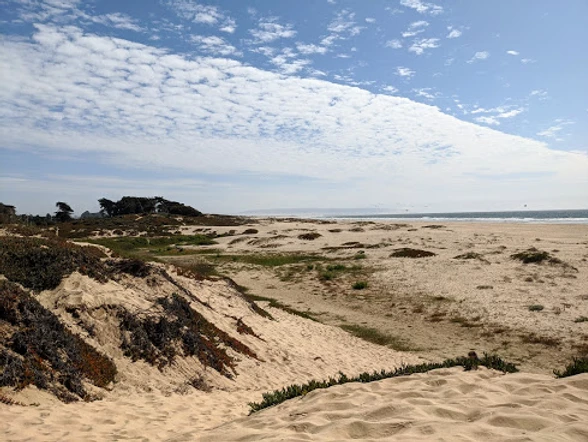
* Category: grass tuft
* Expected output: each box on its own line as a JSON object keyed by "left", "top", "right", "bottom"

{"left": 340, "top": 324, "right": 412, "bottom": 351}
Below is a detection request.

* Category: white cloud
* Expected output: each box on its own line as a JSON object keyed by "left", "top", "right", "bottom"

{"left": 365, "top": 17, "right": 376, "bottom": 23}
{"left": 250, "top": 18, "right": 297, "bottom": 43}
{"left": 165, "top": 1, "right": 236, "bottom": 34}
{"left": 496, "top": 109, "right": 523, "bottom": 119}
{"left": 537, "top": 119, "right": 574, "bottom": 139}
{"left": 400, "top": 0, "right": 443, "bottom": 15}
{"left": 413, "top": 88, "right": 438, "bottom": 100}
{"left": 530, "top": 89, "right": 549, "bottom": 100}
{"left": 396, "top": 66, "right": 415, "bottom": 78}
{"left": 382, "top": 85, "right": 398, "bottom": 94}
{"left": 521, "top": 58, "right": 536, "bottom": 64}
{"left": 474, "top": 116, "right": 500, "bottom": 125}
{"left": 326, "top": 9, "right": 363, "bottom": 40}
{"left": 471, "top": 106, "right": 525, "bottom": 125}
{"left": 1, "top": 25, "right": 586, "bottom": 211}
{"left": 409, "top": 20, "right": 429, "bottom": 28}
{"left": 219, "top": 18, "right": 237, "bottom": 34}
{"left": 506, "top": 50, "right": 519, "bottom": 56}
{"left": 408, "top": 38, "right": 440, "bottom": 55}
{"left": 468, "top": 51, "right": 490, "bottom": 63}
{"left": 190, "top": 35, "right": 241, "bottom": 57}
{"left": 385, "top": 39, "right": 402, "bottom": 49}
{"left": 296, "top": 43, "right": 328, "bottom": 55}
{"left": 446, "top": 28, "right": 462, "bottom": 39}
{"left": 166, "top": 1, "right": 221, "bottom": 24}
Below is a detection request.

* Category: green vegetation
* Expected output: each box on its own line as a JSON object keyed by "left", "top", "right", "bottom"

{"left": 205, "top": 253, "right": 325, "bottom": 267}
{"left": 454, "top": 252, "right": 489, "bottom": 263}
{"left": 511, "top": 248, "right": 577, "bottom": 271}
{"left": 55, "top": 201, "right": 74, "bottom": 222}
{"left": 249, "top": 354, "right": 518, "bottom": 413}
{"left": 528, "top": 304, "right": 544, "bottom": 312}
{"left": 352, "top": 281, "right": 368, "bottom": 290}
{"left": 340, "top": 324, "right": 412, "bottom": 351}
{"left": 86, "top": 234, "right": 216, "bottom": 258}
{"left": 298, "top": 232, "right": 322, "bottom": 240}
{"left": 390, "top": 248, "right": 436, "bottom": 258}
{"left": 554, "top": 357, "right": 588, "bottom": 378}
{"left": 98, "top": 196, "right": 201, "bottom": 217}
{"left": 0, "top": 236, "right": 109, "bottom": 291}
{"left": 243, "top": 294, "right": 316, "bottom": 321}
{"left": 118, "top": 293, "right": 257, "bottom": 376}
{"left": 0, "top": 280, "right": 117, "bottom": 402}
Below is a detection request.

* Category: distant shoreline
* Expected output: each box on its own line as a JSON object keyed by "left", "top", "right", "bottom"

{"left": 248, "top": 209, "right": 588, "bottom": 224}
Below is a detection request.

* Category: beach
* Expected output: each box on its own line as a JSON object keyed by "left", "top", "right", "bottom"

{"left": 1, "top": 218, "right": 588, "bottom": 440}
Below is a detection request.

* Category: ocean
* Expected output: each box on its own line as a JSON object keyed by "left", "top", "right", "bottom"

{"left": 330, "top": 209, "right": 588, "bottom": 224}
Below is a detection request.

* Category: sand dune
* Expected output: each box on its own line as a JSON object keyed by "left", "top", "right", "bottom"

{"left": 200, "top": 368, "right": 588, "bottom": 441}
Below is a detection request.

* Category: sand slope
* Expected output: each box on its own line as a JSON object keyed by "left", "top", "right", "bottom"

{"left": 199, "top": 368, "right": 588, "bottom": 442}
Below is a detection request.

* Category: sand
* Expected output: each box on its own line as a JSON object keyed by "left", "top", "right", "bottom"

{"left": 2, "top": 219, "right": 588, "bottom": 440}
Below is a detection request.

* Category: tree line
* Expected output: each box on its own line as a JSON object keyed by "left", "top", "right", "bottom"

{"left": 0, "top": 197, "right": 202, "bottom": 225}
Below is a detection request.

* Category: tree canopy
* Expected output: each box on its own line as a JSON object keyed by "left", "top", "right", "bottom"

{"left": 98, "top": 196, "right": 201, "bottom": 217}
{"left": 55, "top": 201, "right": 74, "bottom": 222}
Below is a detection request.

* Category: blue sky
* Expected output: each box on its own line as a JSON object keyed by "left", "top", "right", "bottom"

{"left": 1, "top": 0, "right": 587, "bottom": 215}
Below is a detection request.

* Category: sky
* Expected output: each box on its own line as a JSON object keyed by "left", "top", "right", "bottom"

{"left": 1, "top": 0, "right": 587, "bottom": 216}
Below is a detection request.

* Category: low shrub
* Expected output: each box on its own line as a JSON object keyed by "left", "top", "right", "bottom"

{"left": 528, "top": 304, "right": 544, "bottom": 312}
{"left": 511, "top": 248, "right": 577, "bottom": 271}
{"left": 0, "top": 236, "right": 109, "bottom": 291}
{"left": 352, "top": 281, "right": 368, "bottom": 290}
{"left": 0, "top": 280, "right": 117, "bottom": 401}
{"left": 118, "top": 293, "right": 258, "bottom": 376}
{"left": 390, "top": 248, "right": 436, "bottom": 258}
{"left": 298, "top": 232, "right": 322, "bottom": 241}
{"left": 554, "top": 357, "right": 588, "bottom": 378}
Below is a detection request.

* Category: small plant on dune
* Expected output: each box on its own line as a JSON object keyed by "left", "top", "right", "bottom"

{"left": 453, "top": 252, "right": 489, "bottom": 263}
{"left": 248, "top": 353, "right": 518, "bottom": 413}
{"left": 298, "top": 232, "right": 322, "bottom": 240}
{"left": 352, "top": 281, "right": 368, "bottom": 290}
{"left": 390, "top": 248, "right": 436, "bottom": 258}
{"left": 554, "top": 357, "right": 588, "bottom": 378}
{"left": 528, "top": 304, "right": 544, "bottom": 312}
{"left": 511, "top": 247, "right": 577, "bottom": 271}
{"left": 574, "top": 316, "right": 588, "bottom": 323}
